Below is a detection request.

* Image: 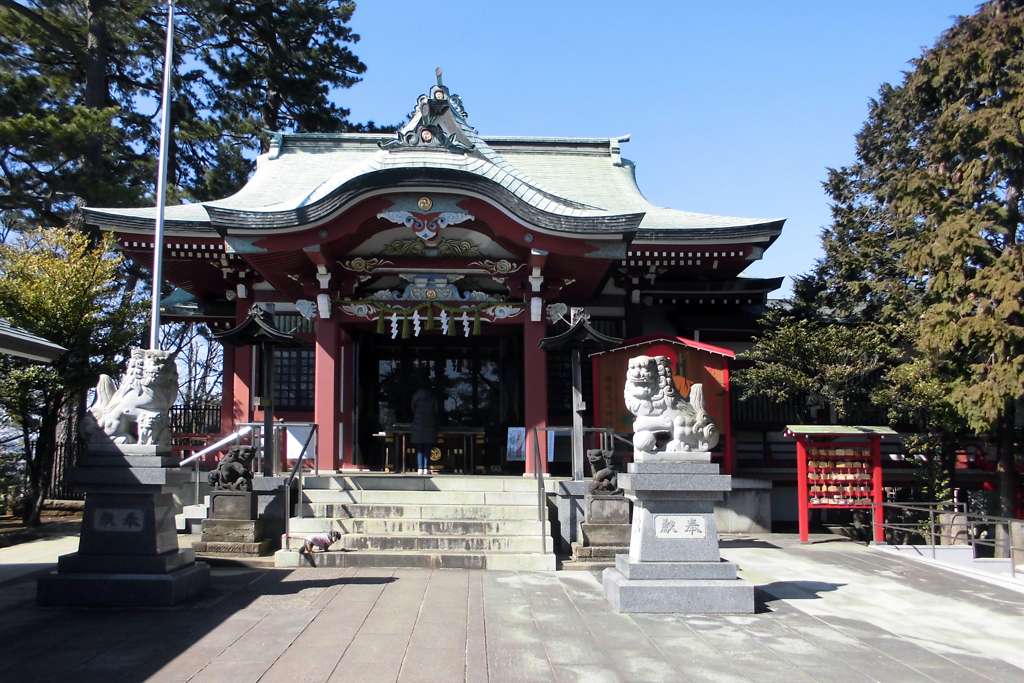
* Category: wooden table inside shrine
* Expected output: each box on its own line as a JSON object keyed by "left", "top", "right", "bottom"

{"left": 382, "top": 425, "right": 485, "bottom": 474}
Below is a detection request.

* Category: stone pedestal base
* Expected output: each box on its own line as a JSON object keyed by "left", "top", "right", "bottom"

{"left": 38, "top": 562, "right": 210, "bottom": 608}
{"left": 38, "top": 453, "right": 210, "bottom": 608}
{"left": 209, "top": 491, "right": 257, "bottom": 520}
{"left": 603, "top": 458, "right": 754, "bottom": 614}
{"left": 196, "top": 500, "right": 269, "bottom": 557}
{"left": 603, "top": 567, "right": 754, "bottom": 614}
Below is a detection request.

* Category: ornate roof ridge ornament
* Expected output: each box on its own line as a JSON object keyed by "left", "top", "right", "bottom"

{"left": 378, "top": 67, "right": 476, "bottom": 154}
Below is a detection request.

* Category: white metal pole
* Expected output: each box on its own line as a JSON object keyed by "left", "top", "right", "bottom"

{"left": 150, "top": 0, "right": 175, "bottom": 350}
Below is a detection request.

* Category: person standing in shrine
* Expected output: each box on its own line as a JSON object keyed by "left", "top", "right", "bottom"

{"left": 411, "top": 377, "right": 440, "bottom": 474}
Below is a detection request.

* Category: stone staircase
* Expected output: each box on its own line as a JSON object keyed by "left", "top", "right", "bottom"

{"left": 274, "top": 474, "right": 556, "bottom": 571}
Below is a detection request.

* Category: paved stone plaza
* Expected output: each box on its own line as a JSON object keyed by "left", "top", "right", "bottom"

{"left": 0, "top": 534, "right": 1022, "bottom": 683}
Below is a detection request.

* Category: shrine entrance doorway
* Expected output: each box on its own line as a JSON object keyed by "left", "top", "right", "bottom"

{"left": 355, "top": 331, "right": 525, "bottom": 473}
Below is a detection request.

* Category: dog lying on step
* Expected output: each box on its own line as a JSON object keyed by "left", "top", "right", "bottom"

{"left": 300, "top": 530, "right": 341, "bottom": 567}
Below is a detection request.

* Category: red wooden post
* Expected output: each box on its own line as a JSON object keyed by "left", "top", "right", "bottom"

{"left": 314, "top": 313, "right": 340, "bottom": 472}
{"left": 338, "top": 326, "right": 356, "bottom": 469}
{"left": 723, "top": 361, "right": 734, "bottom": 476}
{"left": 872, "top": 435, "right": 885, "bottom": 543}
{"left": 796, "top": 435, "right": 810, "bottom": 543}
{"left": 232, "top": 300, "right": 254, "bottom": 431}
{"left": 523, "top": 319, "right": 548, "bottom": 474}
{"left": 219, "top": 342, "right": 235, "bottom": 435}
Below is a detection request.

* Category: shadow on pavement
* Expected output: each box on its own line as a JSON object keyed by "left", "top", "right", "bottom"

{"left": 0, "top": 565, "right": 397, "bottom": 683}
{"left": 758, "top": 580, "right": 844, "bottom": 601}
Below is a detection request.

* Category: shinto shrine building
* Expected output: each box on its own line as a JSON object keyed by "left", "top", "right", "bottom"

{"left": 83, "top": 76, "right": 785, "bottom": 477}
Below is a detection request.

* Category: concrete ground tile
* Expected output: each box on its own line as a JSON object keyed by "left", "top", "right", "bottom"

{"left": 338, "top": 584, "right": 392, "bottom": 602}
{"left": 416, "top": 607, "right": 469, "bottom": 625}
{"left": 62, "top": 643, "right": 173, "bottom": 681}
{"left": 550, "top": 663, "right": 624, "bottom": 683}
{"left": 391, "top": 568, "right": 433, "bottom": 580}
{"left": 258, "top": 644, "right": 342, "bottom": 683}
{"left": 664, "top": 658, "right": 753, "bottom": 683}
{"left": 748, "top": 635, "right": 835, "bottom": 667}
{"left": 397, "top": 646, "right": 467, "bottom": 683}
{"left": 778, "top": 622, "right": 875, "bottom": 653}
{"left": 628, "top": 613, "right": 691, "bottom": 635}
{"left": 292, "top": 614, "right": 363, "bottom": 649}
{"left": 136, "top": 645, "right": 229, "bottom": 683}
{"left": 408, "top": 623, "right": 467, "bottom": 649}
{"left": 331, "top": 646, "right": 406, "bottom": 683}
{"left": 715, "top": 654, "right": 821, "bottom": 683}
{"left": 542, "top": 636, "right": 611, "bottom": 665}
{"left": 360, "top": 611, "right": 419, "bottom": 635}
{"left": 190, "top": 610, "right": 268, "bottom": 650}
{"left": 608, "top": 654, "right": 688, "bottom": 683}
{"left": 911, "top": 662, "right": 1010, "bottom": 683}
{"left": 467, "top": 631, "right": 488, "bottom": 683}
{"left": 842, "top": 652, "right": 946, "bottom": 683}
{"left": 861, "top": 635, "right": 968, "bottom": 668}
{"left": 189, "top": 658, "right": 271, "bottom": 683}
{"left": 815, "top": 615, "right": 907, "bottom": 639}
{"left": 214, "top": 610, "right": 317, "bottom": 664}
{"left": 487, "top": 641, "right": 555, "bottom": 682}
{"left": 943, "top": 654, "right": 1024, "bottom": 683}
{"left": 642, "top": 634, "right": 720, "bottom": 659}
{"left": 310, "top": 584, "right": 344, "bottom": 610}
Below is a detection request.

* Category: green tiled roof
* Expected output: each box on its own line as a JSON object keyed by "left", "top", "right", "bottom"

{"left": 83, "top": 82, "right": 784, "bottom": 245}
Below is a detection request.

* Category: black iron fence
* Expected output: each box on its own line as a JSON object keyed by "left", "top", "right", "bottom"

{"left": 169, "top": 404, "right": 222, "bottom": 435}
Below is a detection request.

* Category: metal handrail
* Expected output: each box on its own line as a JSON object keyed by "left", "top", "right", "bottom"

{"left": 236, "top": 421, "right": 321, "bottom": 478}
{"left": 281, "top": 424, "right": 318, "bottom": 552}
{"left": 531, "top": 427, "right": 546, "bottom": 555}
{"left": 871, "top": 501, "right": 1022, "bottom": 579}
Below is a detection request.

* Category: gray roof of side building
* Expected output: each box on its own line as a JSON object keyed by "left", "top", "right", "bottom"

{"left": 83, "top": 85, "right": 784, "bottom": 245}
{"left": 0, "top": 318, "right": 66, "bottom": 363}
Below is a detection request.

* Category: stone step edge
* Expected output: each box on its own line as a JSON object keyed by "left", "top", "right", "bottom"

{"left": 278, "top": 548, "right": 554, "bottom": 556}
{"left": 288, "top": 520, "right": 548, "bottom": 532}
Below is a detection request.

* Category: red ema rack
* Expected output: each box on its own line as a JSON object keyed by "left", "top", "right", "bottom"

{"left": 784, "top": 426, "right": 894, "bottom": 544}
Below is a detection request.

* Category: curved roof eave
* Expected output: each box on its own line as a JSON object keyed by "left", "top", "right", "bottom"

{"left": 204, "top": 167, "right": 646, "bottom": 236}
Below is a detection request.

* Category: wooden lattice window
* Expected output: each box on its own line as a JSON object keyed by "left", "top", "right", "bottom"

{"left": 274, "top": 348, "right": 315, "bottom": 411}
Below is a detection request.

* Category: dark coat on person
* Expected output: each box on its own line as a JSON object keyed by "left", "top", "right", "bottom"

{"left": 410, "top": 388, "right": 440, "bottom": 445}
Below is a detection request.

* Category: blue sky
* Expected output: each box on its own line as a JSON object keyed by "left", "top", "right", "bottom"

{"left": 335, "top": 0, "right": 982, "bottom": 296}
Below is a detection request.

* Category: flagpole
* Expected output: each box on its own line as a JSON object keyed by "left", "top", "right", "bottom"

{"left": 150, "top": 0, "right": 175, "bottom": 350}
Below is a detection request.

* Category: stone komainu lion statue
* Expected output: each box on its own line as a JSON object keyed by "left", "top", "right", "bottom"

{"left": 80, "top": 349, "right": 179, "bottom": 446}
{"left": 624, "top": 355, "right": 719, "bottom": 453}
{"left": 587, "top": 449, "right": 623, "bottom": 495}
{"left": 208, "top": 445, "right": 256, "bottom": 492}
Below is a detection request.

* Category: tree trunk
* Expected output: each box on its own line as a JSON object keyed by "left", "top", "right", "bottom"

{"left": 21, "top": 406, "right": 61, "bottom": 527}
{"left": 84, "top": 0, "right": 110, "bottom": 172}
{"left": 995, "top": 401, "right": 1017, "bottom": 558}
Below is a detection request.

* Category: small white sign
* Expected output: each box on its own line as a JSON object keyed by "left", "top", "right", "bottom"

{"left": 94, "top": 508, "right": 145, "bottom": 533}
{"left": 654, "top": 514, "right": 705, "bottom": 539}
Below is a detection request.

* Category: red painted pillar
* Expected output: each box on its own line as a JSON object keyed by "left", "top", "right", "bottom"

{"left": 722, "top": 362, "right": 734, "bottom": 476}
{"left": 219, "top": 342, "right": 236, "bottom": 440}
{"left": 523, "top": 319, "right": 548, "bottom": 474}
{"left": 872, "top": 435, "right": 885, "bottom": 543}
{"left": 232, "top": 300, "right": 254, "bottom": 431}
{"left": 315, "top": 312, "right": 340, "bottom": 472}
{"left": 797, "top": 436, "right": 810, "bottom": 543}
{"left": 338, "top": 326, "right": 356, "bottom": 469}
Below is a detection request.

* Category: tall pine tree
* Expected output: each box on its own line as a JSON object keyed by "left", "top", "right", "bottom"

{"left": 891, "top": 0, "right": 1024, "bottom": 543}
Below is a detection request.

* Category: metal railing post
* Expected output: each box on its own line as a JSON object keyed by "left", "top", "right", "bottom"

{"left": 533, "top": 427, "right": 545, "bottom": 556}
{"left": 930, "top": 506, "right": 937, "bottom": 559}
